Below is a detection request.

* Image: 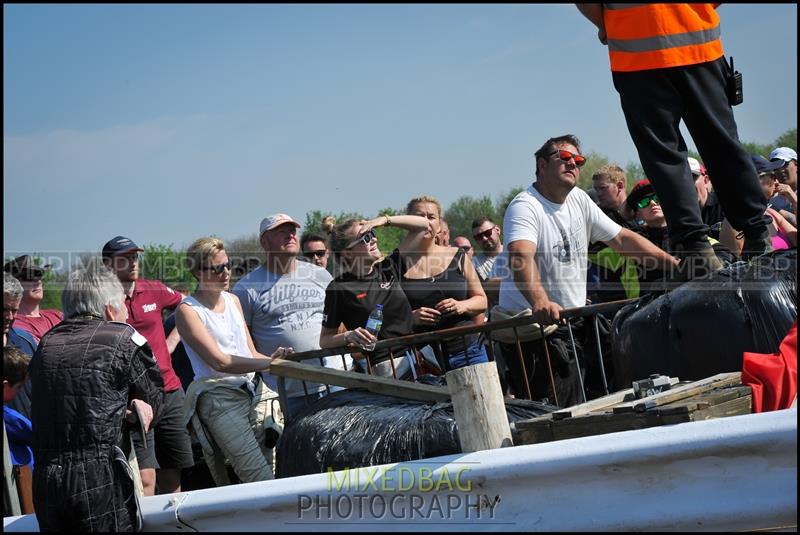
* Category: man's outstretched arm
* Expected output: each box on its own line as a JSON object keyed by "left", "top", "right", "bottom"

{"left": 575, "top": 4, "right": 607, "bottom": 44}
{"left": 604, "top": 228, "right": 680, "bottom": 271}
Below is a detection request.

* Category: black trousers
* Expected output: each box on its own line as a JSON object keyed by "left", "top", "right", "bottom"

{"left": 499, "top": 322, "right": 585, "bottom": 409}
{"left": 613, "top": 57, "right": 770, "bottom": 250}
{"left": 34, "top": 451, "right": 139, "bottom": 532}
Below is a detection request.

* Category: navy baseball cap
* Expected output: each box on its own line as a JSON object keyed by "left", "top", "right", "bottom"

{"left": 751, "top": 154, "right": 784, "bottom": 174}
{"left": 102, "top": 236, "right": 144, "bottom": 260}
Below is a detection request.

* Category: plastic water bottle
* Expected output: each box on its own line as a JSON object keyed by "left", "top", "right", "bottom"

{"left": 363, "top": 304, "right": 383, "bottom": 351}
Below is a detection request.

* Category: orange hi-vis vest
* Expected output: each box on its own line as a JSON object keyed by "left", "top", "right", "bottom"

{"left": 604, "top": 4, "right": 724, "bottom": 72}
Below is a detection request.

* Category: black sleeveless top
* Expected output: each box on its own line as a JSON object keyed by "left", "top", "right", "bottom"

{"left": 400, "top": 248, "right": 478, "bottom": 359}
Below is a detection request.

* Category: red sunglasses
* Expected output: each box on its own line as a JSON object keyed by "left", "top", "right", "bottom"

{"left": 549, "top": 149, "right": 586, "bottom": 168}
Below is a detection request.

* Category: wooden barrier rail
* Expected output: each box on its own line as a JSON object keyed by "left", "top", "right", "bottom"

{"left": 268, "top": 360, "right": 450, "bottom": 402}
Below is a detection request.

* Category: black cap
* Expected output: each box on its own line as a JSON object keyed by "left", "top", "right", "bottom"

{"left": 626, "top": 179, "right": 656, "bottom": 211}
{"left": 101, "top": 236, "right": 144, "bottom": 260}
{"left": 3, "top": 255, "right": 51, "bottom": 281}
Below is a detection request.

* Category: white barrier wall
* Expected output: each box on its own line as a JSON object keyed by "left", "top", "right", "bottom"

{"left": 5, "top": 408, "right": 797, "bottom": 532}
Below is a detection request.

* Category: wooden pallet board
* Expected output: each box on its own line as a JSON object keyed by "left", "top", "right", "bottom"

{"left": 513, "top": 373, "right": 752, "bottom": 446}
{"left": 269, "top": 359, "right": 451, "bottom": 402}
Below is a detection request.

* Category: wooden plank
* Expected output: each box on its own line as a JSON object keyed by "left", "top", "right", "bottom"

{"left": 515, "top": 388, "right": 636, "bottom": 428}
{"left": 517, "top": 380, "right": 683, "bottom": 428}
{"left": 698, "top": 395, "right": 752, "bottom": 419}
{"left": 613, "top": 372, "right": 742, "bottom": 413}
{"left": 554, "top": 376, "right": 682, "bottom": 420}
{"left": 550, "top": 411, "right": 673, "bottom": 441}
{"left": 511, "top": 420, "right": 555, "bottom": 446}
{"left": 514, "top": 414, "right": 554, "bottom": 429}
{"left": 552, "top": 388, "right": 635, "bottom": 420}
{"left": 268, "top": 360, "right": 451, "bottom": 402}
{"left": 656, "top": 385, "right": 752, "bottom": 416}
{"left": 515, "top": 379, "right": 681, "bottom": 429}
{"left": 512, "top": 385, "right": 752, "bottom": 445}
{"left": 689, "top": 395, "right": 753, "bottom": 421}
{"left": 447, "top": 362, "right": 513, "bottom": 452}
{"left": 659, "top": 395, "right": 752, "bottom": 425}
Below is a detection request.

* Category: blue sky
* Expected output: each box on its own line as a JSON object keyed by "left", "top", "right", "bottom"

{"left": 4, "top": 4, "right": 797, "bottom": 268}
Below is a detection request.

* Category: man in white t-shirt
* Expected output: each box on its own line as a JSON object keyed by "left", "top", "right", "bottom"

{"left": 498, "top": 134, "right": 678, "bottom": 407}
{"left": 233, "top": 213, "right": 351, "bottom": 420}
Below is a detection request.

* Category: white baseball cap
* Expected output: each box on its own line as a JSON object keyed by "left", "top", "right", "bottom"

{"left": 687, "top": 157, "right": 703, "bottom": 176}
{"left": 769, "top": 147, "right": 797, "bottom": 163}
{"left": 259, "top": 213, "right": 301, "bottom": 236}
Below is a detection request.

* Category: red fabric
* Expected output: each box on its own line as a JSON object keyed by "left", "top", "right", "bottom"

{"left": 125, "top": 279, "right": 184, "bottom": 392}
{"left": 13, "top": 309, "right": 63, "bottom": 342}
{"left": 742, "top": 321, "right": 798, "bottom": 413}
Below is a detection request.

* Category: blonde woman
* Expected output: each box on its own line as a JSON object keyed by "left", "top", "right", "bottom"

{"left": 400, "top": 196, "right": 488, "bottom": 370}
{"left": 176, "top": 237, "right": 291, "bottom": 486}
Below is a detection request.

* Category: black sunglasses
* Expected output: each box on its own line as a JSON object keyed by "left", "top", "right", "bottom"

{"left": 473, "top": 226, "right": 496, "bottom": 240}
{"left": 304, "top": 250, "right": 328, "bottom": 259}
{"left": 17, "top": 275, "right": 44, "bottom": 283}
{"left": 345, "top": 229, "right": 377, "bottom": 249}
{"left": 203, "top": 261, "right": 233, "bottom": 274}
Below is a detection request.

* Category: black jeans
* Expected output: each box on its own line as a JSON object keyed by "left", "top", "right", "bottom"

{"left": 613, "top": 57, "right": 770, "bottom": 250}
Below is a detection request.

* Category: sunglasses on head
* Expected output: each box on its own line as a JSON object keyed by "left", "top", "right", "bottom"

{"left": 203, "top": 261, "right": 232, "bottom": 274}
{"left": 345, "top": 229, "right": 377, "bottom": 250}
{"left": 549, "top": 149, "right": 586, "bottom": 168}
{"left": 473, "top": 226, "right": 496, "bottom": 240}
{"left": 636, "top": 194, "right": 660, "bottom": 210}
{"left": 304, "top": 250, "right": 327, "bottom": 259}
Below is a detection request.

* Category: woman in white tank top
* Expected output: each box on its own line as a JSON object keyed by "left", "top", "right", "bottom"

{"left": 177, "top": 236, "right": 292, "bottom": 485}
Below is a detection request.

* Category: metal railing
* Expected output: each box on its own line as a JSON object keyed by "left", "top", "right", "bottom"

{"left": 273, "top": 298, "right": 638, "bottom": 418}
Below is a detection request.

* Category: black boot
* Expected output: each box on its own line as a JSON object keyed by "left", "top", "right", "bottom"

{"left": 672, "top": 242, "right": 724, "bottom": 282}
{"left": 741, "top": 231, "right": 773, "bottom": 262}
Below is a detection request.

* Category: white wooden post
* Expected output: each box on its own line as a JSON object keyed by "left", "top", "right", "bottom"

{"left": 446, "top": 361, "right": 513, "bottom": 452}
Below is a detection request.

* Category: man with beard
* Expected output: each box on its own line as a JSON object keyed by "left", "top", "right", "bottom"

{"left": 498, "top": 134, "right": 678, "bottom": 406}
